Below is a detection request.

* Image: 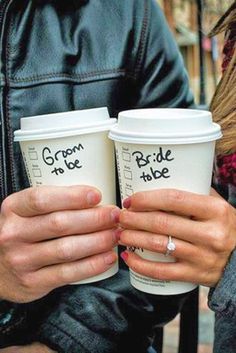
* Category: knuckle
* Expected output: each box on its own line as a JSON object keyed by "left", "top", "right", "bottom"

{"left": 147, "top": 235, "right": 166, "bottom": 252}
{"left": 94, "top": 207, "right": 108, "bottom": 226}
{"left": 28, "top": 187, "right": 46, "bottom": 213}
{"left": 211, "top": 227, "right": 228, "bottom": 251}
{"left": 20, "top": 272, "right": 35, "bottom": 289}
{"left": 0, "top": 196, "right": 13, "bottom": 215}
{"left": 6, "top": 252, "right": 24, "bottom": 270}
{"left": 208, "top": 224, "right": 228, "bottom": 252}
{"left": 0, "top": 223, "right": 16, "bottom": 246}
{"left": 204, "top": 251, "right": 217, "bottom": 269}
{"left": 56, "top": 239, "right": 74, "bottom": 261}
{"left": 57, "top": 266, "right": 72, "bottom": 284}
{"left": 119, "top": 210, "right": 129, "bottom": 225}
{"left": 215, "top": 199, "right": 230, "bottom": 219}
{"left": 88, "top": 257, "right": 100, "bottom": 275}
{"left": 152, "top": 213, "right": 170, "bottom": 234}
{"left": 49, "top": 213, "right": 67, "bottom": 235}
{"left": 204, "top": 224, "right": 220, "bottom": 246}
{"left": 132, "top": 191, "right": 146, "bottom": 205}
{"left": 202, "top": 265, "right": 221, "bottom": 287}
{"left": 204, "top": 225, "right": 216, "bottom": 244}
{"left": 65, "top": 186, "right": 80, "bottom": 205}
{"left": 166, "top": 189, "right": 185, "bottom": 204}
{"left": 97, "top": 232, "right": 111, "bottom": 251}
{"left": 121, "top": 229, "right": 133, "bottom": 244}
{"left": 0, "top": 227, "right": 9, "bottom": 246}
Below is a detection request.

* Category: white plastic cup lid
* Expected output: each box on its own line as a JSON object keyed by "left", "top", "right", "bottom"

{"left": 14, "top": 107, "right": 117, "bottom": 141}
{"left": 109, "top": 108, "right": 222, "bottom": 144}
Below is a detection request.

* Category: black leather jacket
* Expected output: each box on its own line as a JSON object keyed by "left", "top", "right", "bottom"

{"left": 0, "top": 0, "right": 193, "bottom": 201}
{"left": 0, "top": 0, "right": 194, "bottom": 350}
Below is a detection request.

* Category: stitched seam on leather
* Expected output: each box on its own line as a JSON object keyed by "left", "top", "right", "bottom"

{"left": 134, "top": 0, "right": 149, "bottom": 79}
{"left": 10, "top": 68, "right": 129, "bottom": 83}
{"left": 5, "top": 9, "right": 17, "bottom": 193}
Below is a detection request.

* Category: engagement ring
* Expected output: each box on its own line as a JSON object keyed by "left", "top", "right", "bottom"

{"left": 165, "top": 235, "right": 176, "bottom": 256}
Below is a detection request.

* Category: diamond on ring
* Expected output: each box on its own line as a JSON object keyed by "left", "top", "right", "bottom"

{"left": 165, "top": 236, "right": 176, "bottom": 256}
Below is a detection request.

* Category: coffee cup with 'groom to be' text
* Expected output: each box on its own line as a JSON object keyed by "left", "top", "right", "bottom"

{"left": 14, "top": 107, "right": 118, "bottom": 284}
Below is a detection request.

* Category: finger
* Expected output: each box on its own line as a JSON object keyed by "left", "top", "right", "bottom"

{"left": 25, "top": 229, "right": 118, "bottom": 269}
{"left": 120, "top": 210, "right": 209, "bottom": 245}
{"left": 210, "top": 187, "right": 224, "bottom": 198}
{"left": 121, "top": 250, "right": 223, "bottom": 287}
{"left": 3, "top": 185, "right": 102, "bottom": 217}
{"left": 120, "top": 251, "right": 197, "bottom": 283}
{"left": 119, "top": 229, "right": 197, "bottom": 261}
{"left": 0, "top": 343, "right": 56, "bottom": 353}
{"left": 20, "top": 206, "right": 120, "bottom": 242}
{"left": 27, "top": 250, "right": 118, "bottom": 289}
{"left": 123, "top": 189, "right": 217, "bottom": 219}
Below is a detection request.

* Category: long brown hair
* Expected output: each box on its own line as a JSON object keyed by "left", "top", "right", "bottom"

{"left": 209, "top": 1, "right": 236, "bottom": 155}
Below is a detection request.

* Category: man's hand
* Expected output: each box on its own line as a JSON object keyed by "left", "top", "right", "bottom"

{"left": 119, "top": 188, "right": 236, "bottom": 287}
{"left": 0, "top": 185, "right": 120, "bottom": 302}
{"left": 0, "top": 342, "right": 57, "bottom": 353}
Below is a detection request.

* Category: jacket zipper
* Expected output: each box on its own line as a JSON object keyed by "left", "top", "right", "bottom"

{"left": 0, "top": 0, "right": 13, "bottom": 202}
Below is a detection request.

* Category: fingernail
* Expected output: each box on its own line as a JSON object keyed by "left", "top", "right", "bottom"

{"left": 120, "top": 251, "right": 128, "bottom": 262}
{"left": 113, "top": 228, "right": 122, "bottom": 242}
{"left": 111, "top": 208, "right": 121, "bottom": 223}
{"left": 104, "top": 252, "right": 117, "bottom": 265}
{"left": 87, "top": 190, "right": 101, "bottom": 205}
{"left": 123, "top": 197, "right": 131, "bottom": 209}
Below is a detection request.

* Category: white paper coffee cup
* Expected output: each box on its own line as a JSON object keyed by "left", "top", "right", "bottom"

{"left": 109, "top": 108, "right": 222, "bottom": 295}
{"left": 14, "top": 107, "right": 118, "bottom": 284}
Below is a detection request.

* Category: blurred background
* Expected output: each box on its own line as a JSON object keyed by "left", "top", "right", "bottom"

{"left": 155, "top": 1, "right": 234, "bottom": 352}
{"left": 158, "top": 0, "right": 234, "bottom": 105}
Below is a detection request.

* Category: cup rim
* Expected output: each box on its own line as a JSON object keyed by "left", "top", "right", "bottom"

{"left": 14, "top": 118, "right": 117, "bottom": 141}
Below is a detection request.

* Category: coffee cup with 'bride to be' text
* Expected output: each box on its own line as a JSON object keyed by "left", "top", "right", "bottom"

{"left": 109, "top": 108, "right": 222, "bottom": 295}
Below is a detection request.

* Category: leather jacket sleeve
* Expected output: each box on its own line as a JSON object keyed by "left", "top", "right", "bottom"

{"left": 208, "top": 180, "right": 236, "bottom": 353}
{"left": 209, "top": 176, "right": 236, "bottom": 320}
{"left": 208, "top": 251, "right": 236, "bottom": 353}
{"left": 208, "top": 251, "right": 236, "bottom": 318}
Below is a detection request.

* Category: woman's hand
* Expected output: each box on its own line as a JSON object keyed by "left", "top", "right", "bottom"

{"left": 0, "top": 342, "right": 57, "bottom": 353}
{"left": 119, "top": 188, "right": 236, "bottom": 287}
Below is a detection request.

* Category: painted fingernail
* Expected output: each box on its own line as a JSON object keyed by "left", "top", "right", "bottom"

{"left": 111, "top": 208, "right": 121, "bottom": 223}
{"left": 87, "top": 190, "right": 101, "bottom": 205}
{"left": 104, "top": 252, "right": 117, "bottom": 265}
{"left": 120, "top": 251, "right": 129, "bottom": 262}
{"left": 113, "top": 228, "right": 122, "bottom": 242}
{"left": 123, "top": 197, "right": 131, "bottom": 209}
